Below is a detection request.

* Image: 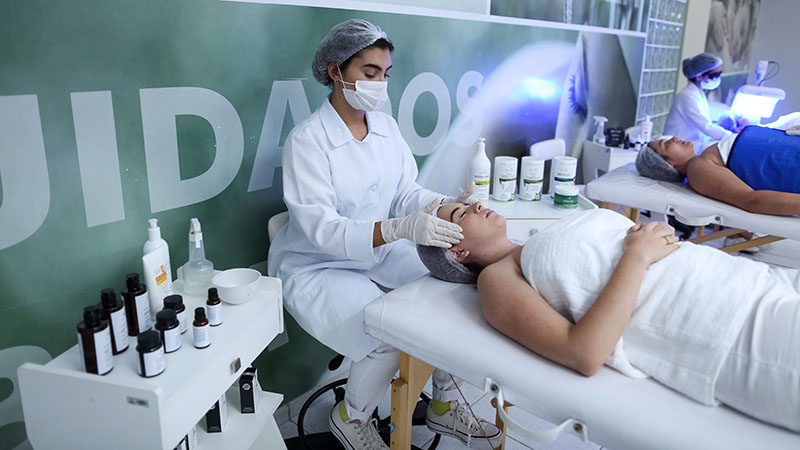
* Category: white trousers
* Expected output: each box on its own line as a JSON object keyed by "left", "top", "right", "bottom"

{"left": 715, "top": 266, "right": 800, "bottom": 431}
{"left": 344, "top": 342, "right": 462, "bottom": 422}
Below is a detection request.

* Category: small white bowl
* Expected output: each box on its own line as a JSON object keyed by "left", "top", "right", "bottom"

{"left": 211, "top": 268, "right": 262, "bottom": 305}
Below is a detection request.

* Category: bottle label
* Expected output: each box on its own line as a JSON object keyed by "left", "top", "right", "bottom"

{"left": 135, "top": 292, "right": 152, "bottom": 332}
{"left": 176, "top": 309, "right": 187, "bottom": 334}
{"left": 193, "top": 324, "right": 210, "bottom": 348}
{"left": 109, "top": 308, "right": 129, "bottom": 352}
{"left": 139, "top": 346, "right": 166, "bottom": 377}
{"left": 207, "top": 303, "right": 223, "bottom": 326}
{"left": 95, "top": 326, "right": 114, "bottom": 375}
{"left": 162, "top": 327, "right": 182, "bottom": 353}
{"left": 77, "top": 331, "right": 87, "bottom": 372}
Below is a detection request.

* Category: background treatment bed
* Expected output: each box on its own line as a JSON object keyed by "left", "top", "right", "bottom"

{"left": 363, "top": 275, "right": 800, "bottom": 450}
{"left": 584, "top": 164, "right": 800, "bottom": 252}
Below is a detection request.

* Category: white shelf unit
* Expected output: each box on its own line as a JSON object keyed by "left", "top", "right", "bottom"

{"left": 18, "top": 276, "right": 286, "bottom": 450}
{"left": 487, "top": 195, "right": 597, "bottom": 242}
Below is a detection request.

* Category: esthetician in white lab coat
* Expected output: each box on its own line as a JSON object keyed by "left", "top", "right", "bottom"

{"left": 268, "top": 19, "right": 501, "bottom": 450}
{"left": 664, "top": 52, "right": 733, "bottom": 153}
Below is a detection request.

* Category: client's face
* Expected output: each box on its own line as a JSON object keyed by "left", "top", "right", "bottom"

{"left": 649, "top": 136, "right": 694, "bottom": 165}
{"left": 437, "top": 202, "right": 506, "bottom": 257}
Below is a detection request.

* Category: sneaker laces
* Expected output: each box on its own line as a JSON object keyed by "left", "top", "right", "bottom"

{"left": 454, "top": 402, "right": 484, "bottom": 436}
{"left": 352, "top": 417, "right": 386, "bottom": 449}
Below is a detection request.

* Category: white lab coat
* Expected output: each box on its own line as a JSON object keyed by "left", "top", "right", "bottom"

{"left": 267, "top": 98, "right": 439, "bottom": 361}
{"left": 664, "top": 82, "right": 732, "bottom": 152}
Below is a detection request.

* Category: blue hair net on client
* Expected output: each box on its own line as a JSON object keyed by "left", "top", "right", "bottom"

{"left": 635, "top": 142, "right": 684, "bottom": 182}
{"left": 417, "top": 245, "right": 477, "bottom": 284}
{"left": 312, "top": 19, "right": 389, "bottom": 86}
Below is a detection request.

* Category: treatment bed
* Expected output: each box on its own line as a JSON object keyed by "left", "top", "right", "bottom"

{"left": 584, "top": 164, "right": 800, "bottom": 252}
{"left": 363, "top": 274, "right": 800, "bottom": 450}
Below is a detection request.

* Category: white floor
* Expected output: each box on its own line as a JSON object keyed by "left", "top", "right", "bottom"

{"left": 274, "top": 228, "right": 800, "bottom": 449}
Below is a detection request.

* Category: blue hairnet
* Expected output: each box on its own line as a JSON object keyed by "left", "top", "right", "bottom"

{"left": 417, "top": 245, "right": 477, "bottom": 284}
{"left": 682, "top": 53, "right": 723, "bottom": 79}
{"left": 635, "top": 143, "right": 684, "bottom": 182}
{"left": 312, "top": 19, "right": 389, "bottom": 86}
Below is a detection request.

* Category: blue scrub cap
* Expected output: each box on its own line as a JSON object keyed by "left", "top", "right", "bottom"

{"left": 635, "top": 142, "right": 684, "bottom": 182}
{"left": 682, "top": 52, "right": 723, "bottom": 79}
{"left": 312, "top": 19, "right": 389, "bottom": 86}
{"left": 417, "top": 245, "right": 478, "bottom": 284}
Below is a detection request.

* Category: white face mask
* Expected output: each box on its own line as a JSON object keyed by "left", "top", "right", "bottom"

{"left": 337, "top": 66, "right": 388, "bottom": 112}
{"left": 700, "top": 77, "right": 721, "bottom": 90}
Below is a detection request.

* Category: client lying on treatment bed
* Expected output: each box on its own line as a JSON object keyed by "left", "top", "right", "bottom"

{"left": 636, "top": 125, "right": 800, "bottom": 215}
{"left": 417, "top": 202, "right": 800, "bottom": 432}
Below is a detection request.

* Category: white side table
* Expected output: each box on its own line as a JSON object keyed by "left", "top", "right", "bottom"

{"left": 18, "top": 276, "right": 286, "bottom": 450}
{"left": 582, "top": 140, "right": 639, "bottom": 184}
{"left": 487, "top": 194, "right": 597, "bottom": 242}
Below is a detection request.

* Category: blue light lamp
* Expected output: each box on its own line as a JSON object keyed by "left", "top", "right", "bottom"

{"left": 731, "top": 85, "right": 785, "bottom": 118}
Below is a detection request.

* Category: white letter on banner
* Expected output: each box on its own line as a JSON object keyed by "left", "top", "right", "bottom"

{"left": 452, "top": 71, "right": 484, "bottom": 146}
{"left": 0, "top": 95, "right": 50, "bottom": 250}
{"left": 398, "top": 72, "right": 451, "bottom": 156}
{"left": 248, "top": 80, "right": 311, "bottom": 192}
{"left": 71, "top": 91, "right": 126, "bottom": 227}
{"left": 140, "top": 87, "right": 244, "bottom": 213}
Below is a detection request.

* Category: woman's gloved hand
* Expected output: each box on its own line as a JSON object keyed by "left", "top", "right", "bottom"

{"left": 443, "top": 182, "right": 477, "bottom": 205}
{"left": 381, "top": 199, "right": 464, "bottom": 248}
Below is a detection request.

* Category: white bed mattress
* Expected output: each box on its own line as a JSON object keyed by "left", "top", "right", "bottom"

{"left": 363, "top": 275, "right": 800, "bottom": 450}
{"left": 584, "top": 164, "right": 800, "bottom": 240}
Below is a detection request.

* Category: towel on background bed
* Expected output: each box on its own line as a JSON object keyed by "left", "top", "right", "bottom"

{"left": 727, "top": 126, "right": 800, "bottom": 193}
{"left": 520, "top": 209, "right": 772, "bottom": 405}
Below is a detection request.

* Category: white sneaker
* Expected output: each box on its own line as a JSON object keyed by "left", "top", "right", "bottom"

{"left": 329, "top": 401, "right": 389, "bottom": 450}
{"left": 426, "top": 400, "right": 503, "bottom": 449}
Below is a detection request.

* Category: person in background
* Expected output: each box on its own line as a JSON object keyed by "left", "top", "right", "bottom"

{"left": 267, "top": 19, "right": 501, "bottom": 450}
{"left": 664, "top": 52, "right": 732, "bottom": 153}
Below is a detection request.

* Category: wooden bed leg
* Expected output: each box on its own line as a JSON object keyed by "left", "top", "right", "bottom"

{"left": 697, "top": 225, "right": 705, "bottom": 237}
{"left": 390, "top": 352, "right": 435, "bottom": 450}
{"left": 628, "top": 207, "right": 640, "bottom": 223}
{"left": 491, "top": 398, "right": 513, "bottom": 450}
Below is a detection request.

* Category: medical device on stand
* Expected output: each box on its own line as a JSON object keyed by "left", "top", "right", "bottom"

{"left": 731, "top": 60, "right": 785, "bottom": 120}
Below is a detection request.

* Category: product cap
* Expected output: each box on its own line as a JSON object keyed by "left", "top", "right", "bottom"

{"left": 147, "top": 218, "right": 162, "bottom": 241}
{"left": 554, "top": 184, "right": 579, "bottom": 196}
{"left": 163, "top": 294, "right": 184, "bottom": 311}
{"left": 100, "top": 288, "right": 119, "bottom": 308}
{"left": 125, "top": 273, "right": 141, "bottom": 291}
{"left": 137, "top": 330, "right": 162, "bottom": 352}
{"left": 195, "top": 307, "right": 207, "bottom": 321}
{"left": 83, "top": 305, "right": 103, "bottom": 327}
{"left": 207, "top": 287, "right": 219, "bottom": 300}
{"left": 155, "top": 309, "right": 178, "bottom": 328}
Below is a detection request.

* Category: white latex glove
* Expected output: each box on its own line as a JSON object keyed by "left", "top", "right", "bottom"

{"left": 786, "top": 125, "right": 800, "bottom": 136}
{"left": 443, "top": 182, "right": 477, "bottom": 205}
{"left": 381, "top": 199, "right": 464, "bottom": 248}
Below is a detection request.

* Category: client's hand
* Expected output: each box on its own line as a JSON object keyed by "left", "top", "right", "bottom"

{"left": 623, "top": 221, "right": 679, "bottom": 266}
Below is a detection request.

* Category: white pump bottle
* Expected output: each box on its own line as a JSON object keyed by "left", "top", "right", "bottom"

{"left": 183, "top": 218, "right": 214, "bottom": 297}
{"left": 469, "top": 137, "right": 491, "bottom": 202}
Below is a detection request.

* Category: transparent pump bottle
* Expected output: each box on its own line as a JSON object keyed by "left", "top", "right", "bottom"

{"left": 183, "top": 218, "right": 214, "bottom": 296}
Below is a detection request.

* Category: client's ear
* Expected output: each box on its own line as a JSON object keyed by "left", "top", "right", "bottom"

{"left": 448, "top": 247, "right": 470, "bottom": 263}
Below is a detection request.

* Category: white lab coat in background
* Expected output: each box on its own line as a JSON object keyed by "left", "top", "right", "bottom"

{"left": 664, "top": 82, "right": 732, "bottom": 153}
{"left": 268, "top": 98, "right": 439, "bottom": 361}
